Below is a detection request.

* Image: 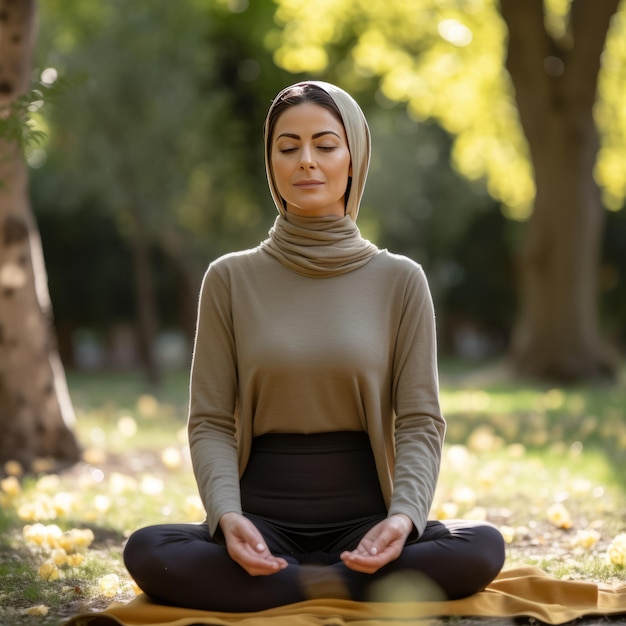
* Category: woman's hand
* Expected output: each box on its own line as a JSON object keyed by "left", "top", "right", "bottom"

{"left": 340, "top": 513, "right": 413, "bottom": 574}
{"left": 219, "top": 512, "right": 288, "bottom": 576}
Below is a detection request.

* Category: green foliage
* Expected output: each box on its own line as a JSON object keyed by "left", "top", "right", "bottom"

{"left": 35, "top": 0, "right": 292, "bottom": 259}
{"left": 28, "top": 0, "right": 626, "bottom": 363}
{"left": 31, "top": 0, "right": 302, "bottom": 351}
{"left": 271, "top": 0, "right": 626, "bottom": 218}
{"left": 0, "top": 83, "right": 61, "bottom": 182}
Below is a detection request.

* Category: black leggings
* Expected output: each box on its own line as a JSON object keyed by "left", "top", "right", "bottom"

{"left": 124, "top": 433, "right": 505, "bottom": 612}
{"left": 124, "top": 517, "right": 504, "bottom": 612}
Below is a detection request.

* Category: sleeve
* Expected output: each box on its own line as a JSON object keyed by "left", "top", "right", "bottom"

{"left": 389, "top": 264, "right": 446, "bottom": 537}
{"left": 187, "top": 263, "right": 242, "bottom": 535}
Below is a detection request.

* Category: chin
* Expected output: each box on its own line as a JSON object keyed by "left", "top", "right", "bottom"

{"left": 286, "top": 205, "right": 343, "bottom": 218}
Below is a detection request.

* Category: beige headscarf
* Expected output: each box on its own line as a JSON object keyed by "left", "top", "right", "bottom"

{"left": 263, "top": 81, "right": 371, "bottom": 222}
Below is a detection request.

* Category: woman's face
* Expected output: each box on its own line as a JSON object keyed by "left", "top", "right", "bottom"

{"left": 270, "top": 102, "right": 352, "bottom": 218}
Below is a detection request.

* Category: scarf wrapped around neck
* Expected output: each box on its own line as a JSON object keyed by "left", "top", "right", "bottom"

{"left": 260, "top": 213, "right": 379, "bottom": 278}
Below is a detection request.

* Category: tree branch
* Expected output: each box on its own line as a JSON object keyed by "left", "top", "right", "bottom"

{"left": 498, "top": 0, "right": 554, "bottom": 140}
{"left": 565, "top": 0, "right": 620, "bottom": 109}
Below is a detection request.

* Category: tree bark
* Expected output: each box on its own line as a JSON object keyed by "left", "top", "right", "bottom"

{"left": 500, "top": 0, "right": 621, "bottom": 383}
{"left": 0, "top": 0, "right": 80, "bottom": 470}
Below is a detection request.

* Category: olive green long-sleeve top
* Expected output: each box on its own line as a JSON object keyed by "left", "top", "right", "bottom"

{"left": 188, "top": 214, "right": 446, "bottom": 537}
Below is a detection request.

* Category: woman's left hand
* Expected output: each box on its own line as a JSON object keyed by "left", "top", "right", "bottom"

{"left": 340, "top": 513, "right": 413, "bottom": 574}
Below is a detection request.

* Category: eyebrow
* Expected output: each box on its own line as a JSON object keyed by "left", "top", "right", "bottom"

{"left": 275, "top": 130, "right": 342, "bottom": 141}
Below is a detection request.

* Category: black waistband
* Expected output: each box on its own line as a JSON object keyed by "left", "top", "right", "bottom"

{"left": 250, "top": 430, "right": 370, "bottom": 453}
{"left": 241, "top": 429, "right": 386, "bottom": 525}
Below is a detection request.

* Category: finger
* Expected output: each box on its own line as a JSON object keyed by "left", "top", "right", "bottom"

{"left": 237, "top": 528, "right": 271, "bottom": 556}
{"left": 244, "top": 548, "right": 287, "bottom": 567}
{"left": 344, "top": 563, "right": 376, "bottom": 574}
{"left": 340, "top": 551, "right": 382, "bottom": 567}
{"left": 238, "top": 525, "right": 267, "bottom": 550}
{"left": 239, "top": 543, "right": 272, "bottom": 563}
{"left": 250, "top": 543, "right": 287, "bottom": 567}
{"left": 367, "top": 527, "right": 397, "bottom": 552}
{"left": 367, "top": 528, "right": 406, "bottom": 558}
{"left": 242, "top": 554, "right": 289, "bottom": 576}
{"left": 248, "top": 561, "right": 282, "bottom": 575}
{"left": 340, "top": 548, "right": 397, "bottom": 572}
{"left": 341, "top": 555, "right": 381, "bottom": 574}
{"left": 238, "top": 542, "right": 288, "bottom": 566}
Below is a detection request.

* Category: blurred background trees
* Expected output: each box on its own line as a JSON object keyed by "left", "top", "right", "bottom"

{"left": 12, "top": 0, "right": 626, "bottom": 406}
{"left": 271, "top": 0, "right": 626, "bottom": 381}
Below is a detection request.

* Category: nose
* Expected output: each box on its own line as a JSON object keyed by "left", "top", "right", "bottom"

{"left": 299, "top": 145, "right": 316, "bottom": 169}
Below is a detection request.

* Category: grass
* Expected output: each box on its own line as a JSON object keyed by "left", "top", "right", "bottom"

{"left": 1, "top": 361, "right": 625, "bottom": 625}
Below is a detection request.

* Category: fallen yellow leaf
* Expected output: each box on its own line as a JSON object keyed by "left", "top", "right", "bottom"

{"left": 38, "top": 561, "right": 60, "bottom": 582}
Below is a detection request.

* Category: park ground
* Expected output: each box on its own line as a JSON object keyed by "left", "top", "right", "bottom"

{"left": 1, "top": 361, "right": 626, "bottom": 625}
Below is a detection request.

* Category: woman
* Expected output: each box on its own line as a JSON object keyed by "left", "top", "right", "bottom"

{"left": 123, "top": 81, "right": 505, "bottom": 612}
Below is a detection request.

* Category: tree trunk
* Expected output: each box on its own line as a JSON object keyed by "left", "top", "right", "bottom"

{"left": 0, "top": 0, "right": 80, "bottom": 471}
{"left": 117, "top": 167, "right": 162, "bottom": 387}
{"left": 130, "top": 213, "right": 161, "bottom": 387}
{"left": 160, "top": 230, "right": 204, "bottom": 343}
{"left": 500, "top": 0, "right": 621, "bottom": 383}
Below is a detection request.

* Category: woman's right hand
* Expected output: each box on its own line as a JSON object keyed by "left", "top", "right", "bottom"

{"left": 219, "top": 512, "right": 288, "bottom": 576}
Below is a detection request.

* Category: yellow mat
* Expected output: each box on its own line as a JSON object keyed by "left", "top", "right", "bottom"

{"left": 64, "top": 567, "right": 626, "bottom": 626}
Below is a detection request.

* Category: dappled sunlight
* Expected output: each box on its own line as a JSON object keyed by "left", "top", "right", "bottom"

{"left": 136, "top": 394, "right": 160, "bottom": 419}
{"left": 0, "top": 391, "right": 202, "bottom": 618}
{"left": 272, "top": 0, "right": 339, "bottom": 73}
{"left": 609, "top": 534, "right": 626, "bottom": 566}
{"left": 431, "top": 439, "right": 626, "bottom": 581}
{"left": 355, "top": 28, "right": 415, "bottom": 79}
{"left": 98, "top": 573, "right": 121, "bottom": 598}
{"left": 272, "top": 0, "right": 626, "bottom": 218}
{"left": 4, "top": 460, "right": 24, "bottom": 477}
{"left": 274, "top": 44, "right": 329, "bottom": 75}
{"left": 440, "top": 384, "right": 626, "bottom": 462}
{"left": 272, "top": 0, "right": 537, "bottom": 219}
{"left": 571, "top": 529, "right": 601, "bottom": 550}
{"left": 546, "top": 503, "right": 573, "bottom": 530}
{"left": 116, "top": 416, "right": 137, "bottom": 438}
{"left": 40, "top": 67, "right": 58, "bottom": 86}
{"left": 437, "top": 19, "right": 473, "bottom": 47}
{"left": 23, "top": 523, "right": 93, "bottom": 554}
{"left": 595, "top": 11, "right": 626, "bottom": 210}
{"left": 543, "top": 0, "right": 570, "bottom": 41}
{"left": 1, "top": 374, "right": 625, "bottom": 620}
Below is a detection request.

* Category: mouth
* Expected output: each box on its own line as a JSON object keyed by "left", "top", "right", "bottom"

{"left": 294, "top": 180, "right": 324, "bottom": 188}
